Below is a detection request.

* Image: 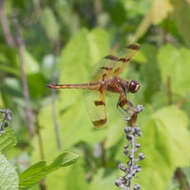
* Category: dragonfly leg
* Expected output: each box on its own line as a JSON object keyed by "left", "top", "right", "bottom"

{"left": 117, "top": 93, "right": 136, "bottom": 115}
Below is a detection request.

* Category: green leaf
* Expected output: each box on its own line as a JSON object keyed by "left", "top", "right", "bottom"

{"left": 87, "top": 28, "right": 110, "bottom": 66}
{"left": 171, "top": 0, "right": 190, "bottom": 47}
{"left": 48, "top": 151, "right": 79, "bottom": 171}
{"left": 23, "top": 48, "right": 39, "bottom": 74}
{"left": 19, "top": 151, "right": 79, "bottom": 189}
{"left": 0, "top": 154, "right": 18, "bottom": 190}
{"left": 32, "top": 28, "right": 126, "bottom": 189}
{"left": 89, "top": 169, "right": 119, "bottom": 190}
{"left": 64, "top": 159, "right": 89, "bottom": 190}
{"left": 157, "top": 44, "right": 190, "bottom": 96}
{"left": 109, "top": 1, "right": 127, "bottom": 26}
{"left": 27, "top": 73, "right": 47, "bottom": 100}
{"left": 40, "top": 7, "right": 60, "bottom": 42}
{"left": 0, "top": 64, "right": 20, "bottom": 77}
{"left": 0, "top": 128, "right": 17, "bottom": 152}
{"left": 19, "top": 161, "right": 47, "bottom": 189}
{"left": 137, "top": 105, "right": 190, "bottom": 190}
{"left": 153, "top": 106, "right": 190, "bottom": 166}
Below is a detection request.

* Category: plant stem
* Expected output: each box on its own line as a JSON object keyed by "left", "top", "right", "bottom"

{"left": 34, "top": 110, "right": 47, "bottom": 190}
{"left": 0, "top": 0, "right": 15, "bottom": 48}
{"left": 12, "top": 15, "right": 34, "bottom": 137}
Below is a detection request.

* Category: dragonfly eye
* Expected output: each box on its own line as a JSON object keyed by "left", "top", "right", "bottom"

{"left": 129, "top": 80, "right": 140, "bottom": 93}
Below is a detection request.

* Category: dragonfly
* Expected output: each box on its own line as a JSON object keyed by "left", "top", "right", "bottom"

{"left": 48, "top": 44, "right": 141, "bottom": 128}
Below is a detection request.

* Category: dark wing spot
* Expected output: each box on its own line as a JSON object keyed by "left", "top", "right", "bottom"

{"left": 104, "top": 55, "right": 119, "bottom": 61}
{"left": 118, "top": 58, "right": 131, "bottom": 62}
{"left": 100, "top": 66, "right": 113, "bottom": 71}
{"left": 127, "top": 44, "right": 140, "bottom": 50}
{"left": 92, "top": 118, "right": 107, "bottom": 127}
{"left": 94, "top": 100, "right": 105, "bottom": 106}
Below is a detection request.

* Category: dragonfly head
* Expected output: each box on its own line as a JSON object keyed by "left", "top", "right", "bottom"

{"left": 128, "top": 80, "right": 141, "bottom": 93}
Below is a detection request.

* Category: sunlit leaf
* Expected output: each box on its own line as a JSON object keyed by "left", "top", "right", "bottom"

{"left": 63, "top": 159, "right": 89, "bottom": 190}
{"left": 87, "top": 28, "right": 110, "bottom": 66}
{"left": 157, "top": 44, "right": 190, "bottom": 96}
{"left": 137, "top": 105, "right": 190, "bottom": 190}
{"left": 33, "top": 28, "right": 125, "bottom": 190}
{"left": 153, "top": 106, "right": 190, "bottom": 166}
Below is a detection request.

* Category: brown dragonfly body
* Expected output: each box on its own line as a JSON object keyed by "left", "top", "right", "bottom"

{"left": 48, "top": 44, "right": 141, "bottom": 127}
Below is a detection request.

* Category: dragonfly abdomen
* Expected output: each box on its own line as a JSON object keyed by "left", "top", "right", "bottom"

{"left": 48, "top": 82, "right": 100, "bottom": 90}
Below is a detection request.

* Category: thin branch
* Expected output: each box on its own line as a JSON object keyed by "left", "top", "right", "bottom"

{"left": 0, "top": 0, "right": 15, "bottom": 48}
{"left": 12, "top": 15, "right": 34, "bottom": 137}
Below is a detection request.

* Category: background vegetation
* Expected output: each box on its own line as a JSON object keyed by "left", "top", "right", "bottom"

{"left": 0, "top": 0, "right": 190, "bottom": 189}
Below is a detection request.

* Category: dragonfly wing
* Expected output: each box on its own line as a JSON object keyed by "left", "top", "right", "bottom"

{"left": 91, "top": 55, "right": 119, "bottom": 82}
{"left": 91, "top": 43, "right": 140, "bottom": 81}
{"left": 113, "top": 43, "right": 140, "bottom": 76}
{"left": 84, "top": 89, "right": 107, "bottom": 128}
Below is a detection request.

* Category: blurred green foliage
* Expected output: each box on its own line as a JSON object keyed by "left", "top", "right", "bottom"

{"left": 0, "top": 0, "right": 190, "bottom": 189}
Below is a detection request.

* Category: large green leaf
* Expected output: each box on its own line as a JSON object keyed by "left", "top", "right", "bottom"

{"left": 157, "top": 44, "right": 190, "bottom": 96}
{"left": 63, "top": 159, "right": 89, "bottom": 190}
{"left": 137, "top": 105, "right": 190, "bottom": 190}
{"left": 19, "top": 151, "right": 79, "bottom": 189}
{"left": 32, "top": 28, "right": 130, "bottom": 190}
{"left": 153, "top": 106, "right": 190, "bottom": 166}
{"left": 0, "top": 154, "right": 18, "bottom": 190}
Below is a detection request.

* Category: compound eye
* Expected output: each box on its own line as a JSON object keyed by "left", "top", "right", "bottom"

{"left": 129, "top": 80, "right": 140, "bottom": 93}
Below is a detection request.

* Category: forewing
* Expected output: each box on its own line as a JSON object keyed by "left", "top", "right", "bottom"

{"left": 84, "top": 89, "right": 107, "bottom": 128}
{"left": 113, "top": 43, "right": 140, "bottom": 76}
{"left": 90, "top": 55, "right": 119, "bottom": 82}
{"left": 90, "top": 43, "right": 140, "bottom": 81}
